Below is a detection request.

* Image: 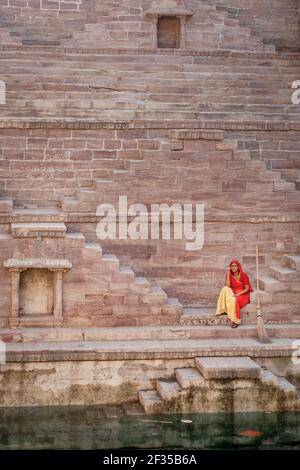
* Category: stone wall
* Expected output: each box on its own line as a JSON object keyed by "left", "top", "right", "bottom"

{"left": 0, "top": 0, "right": 284, "bottom": 50}
{"left": 202, "top": 0, "right": 300, "bottom": 48}
{"left": 0, "top": 355, "right": 298, "bottom": 409}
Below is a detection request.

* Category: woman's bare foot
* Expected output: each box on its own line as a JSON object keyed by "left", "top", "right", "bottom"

{"left": 231, "top": 322, "right": 239, "bottom": 328}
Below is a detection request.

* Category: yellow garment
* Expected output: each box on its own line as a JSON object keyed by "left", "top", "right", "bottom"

{"left": 215, "top": 286, "right": 240, "bottom": 325}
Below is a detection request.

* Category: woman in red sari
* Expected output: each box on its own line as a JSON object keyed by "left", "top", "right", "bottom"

{"left": 215, "top": 260, "right": 253, "bottom": 328}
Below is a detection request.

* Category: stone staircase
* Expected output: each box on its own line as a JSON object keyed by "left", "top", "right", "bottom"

{"left": 0, "top": 202, "right": 183, "bottom": 327}
{"left": 138, "top": 356, "right": 300, "bottom": 413}
{"left": 0, "top": 46, "right": 299, "bottom": 121}
{"left": 60, "top": 138, "right": 300, "bottom": 215}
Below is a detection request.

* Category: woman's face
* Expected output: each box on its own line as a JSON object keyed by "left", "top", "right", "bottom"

{"left": 231, "top": 263, "right": 239, "bottom": 274}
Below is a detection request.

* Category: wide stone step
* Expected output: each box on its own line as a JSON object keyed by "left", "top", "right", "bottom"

{"left": 138, "top": 390, "right": 163, "bottom": 414}
{"left": 157, "top": 380, "right": 183, "bottom": 400}
{"left": 175, "top": 368, "right": 205, "bottom": 389}
{"left": 283, "top": 254, "right": 300, "bottom": 271}
{"left": 270, "top": 265, "right": 300, "bottom": 282}
{"left": 3, "top": 338, "right": 297, "bottom": 362}
{"left": 259, "top": 275, "right": 285, "bottom": 292}
{"left": 1, "top": 323, "right": 300, "bottom": 343}
{"left": 181, "top": 307, "right": 228, "bottom": 326}
{"left": 195, "top": 356, "right": 261, "bottom": 380}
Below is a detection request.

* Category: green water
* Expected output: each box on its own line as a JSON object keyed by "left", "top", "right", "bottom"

{"left": 0, "top": 406, "right": 300, "bottom": 450}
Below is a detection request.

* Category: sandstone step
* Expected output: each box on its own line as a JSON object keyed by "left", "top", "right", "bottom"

{"left": 0, "top": 198, "right": 13, "bottom": 213}
{"left": 259, "top": 368, "right": 279, "bottom": 387}
{"left": 131, "top": 277, "right": 151, "bottom": 294}
{"left": 112, "top": 266, "right": 135, "bottom": 283}
{"left": 181, "top": 307, "right": 228, "bottom": 326}
{"left": 61, "top": 197, "right": 79, "bottom": 212}
{"left": 138, "top": 390, "right": 163, "bottom": 414}
{"left": 259, "top": 275, "right": 285, "bottom": 292}
{"left": 157, "top": 380, "right": 183, "bottom": 401}
{"left": 276, "top": 375, "right": 298, "bottom": 402}
{"left": 283, "top": 254, "right": 300, "bottom": 271}
{"left": 162, "top": 298, "right": 182, "bottom": 316}
{"left": 4, "top": 338, "right": 297, "bottom": 363}
{"left": 175, "top": 368, "right": 206, "bottom": 389}
{"left": 82, "top": 243, "right": 103, "bottom": 258}
{"left": 142, "top": 286, "right": 168, "bottom": 305}
{"left": 195, "top": 356, "right": 261, "bottom": 380}
{"left": 78, "top": 189, "right": 98, "bottom": 202}
{"left": 101, "top": 254, "right": 120, "bottom": 271}
{"left": 1, "top": 323, "right": 300, "bottom": 344}
{"left": 65, "top": 233, "right": 86, "bottom": 246}
{"left": 270, "top": 265, "right": 300, "bottom": 282}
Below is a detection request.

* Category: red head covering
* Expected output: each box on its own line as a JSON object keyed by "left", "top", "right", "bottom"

{"left": 229, "top": 259, "right": 254, "bottom": 292}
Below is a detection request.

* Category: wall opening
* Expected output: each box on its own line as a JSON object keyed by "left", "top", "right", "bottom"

{"left": 20, "top": 268, "right": 54, "bottom": 316}
{"left": 157, "top": 16, "right": 180, "bottom": 48}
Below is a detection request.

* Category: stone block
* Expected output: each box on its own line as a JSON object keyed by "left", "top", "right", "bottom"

{"left": 195, "top": 357, "right": 261, "bottom": 380}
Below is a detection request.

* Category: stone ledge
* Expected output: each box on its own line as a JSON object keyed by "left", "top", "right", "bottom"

{"left": 1, "top": 44, "right": 300, "bottom": 60}
{"left": 0, "top": 119, "right": 299, "bottom": 131}
{"left": 145, "top": 8, "right": 194, "bottom": 18}
{"left": 1, "top": 212, "right": 300, "bottom": 225}
{"left": 3, "top": 258, "right": 72, "bottom": 270}
{"left": 4, "top": 338, "right": 295, "bottom": 362}
{"left": 11, "top": 222, "right": 67, "bottom": 238}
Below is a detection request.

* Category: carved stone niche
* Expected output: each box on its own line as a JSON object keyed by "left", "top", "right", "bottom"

{"left": 3, "top": 259, "right": 72, "bottom": 328}
{"left": 145, "top": 7, "right": 193, "bottom": 49}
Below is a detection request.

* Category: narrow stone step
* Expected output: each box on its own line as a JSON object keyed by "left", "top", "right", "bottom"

{"left": 142, "top": 286, "right": 168, "bottom": 305}
{"left": 283, "top": 254, "right": 300, "bottom": 271}
{"left": 61, "top": 197, "right": 78, "bottom": 212}
{"left": 259, "top": 368, "right": 279, "bottom": 386}
{"left": 82, "top": 243, "right": 103, "bottom": 258}
{"left": 259, "top": 275, "right": 284, "bottom": 292}
{"left": 101, "top": 254, "right": 120, "bottom": 270}
{"left": 175, "top": 368, "right": 205, "bottom": 389}
{"left": 0, "top": 197, "right": 13, "bottom": 213}
{"left": 195, "top": 356, "right": 261, "bottom": 380}
{"left": 270, "top": 265, "right": 300, "bottom": 282}
{"left": 157, "top": 380, "right": 183, "bottom": 400}
{"left": 162, "top": 298, "right": 182, "bottom": 316}
{"left": 78, "top": 189, "right": 98, "bottom": 202}
{"left": 131, "top": 277, "right": 151, "bottom": 294}
{"left": 138, "top": 390, "right": 163, "bottom": 414}
{"left": 276, "top": 376, "right": 298, "bottom": 401}
{"left": 112, "top": 266, "right": 135, "bottom": 283}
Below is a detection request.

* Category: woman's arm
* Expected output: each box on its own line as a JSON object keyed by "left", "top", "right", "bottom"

{"left": 225, "top": 268, "right": 231, "bottom": 287}
{"left": 234, "top": 285, "right": 250, "bottom": 297}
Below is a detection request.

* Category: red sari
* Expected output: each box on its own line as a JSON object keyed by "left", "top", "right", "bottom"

{"left": 229, "top": 273, "right": 252, "bottom": 321}
{"left": 216, "top": 259, "right": 254, "bottom": 324}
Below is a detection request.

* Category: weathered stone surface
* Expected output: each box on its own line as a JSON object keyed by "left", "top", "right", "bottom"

{"left": 195, "top": 356, "right": 261, "bottom": 379}
{"left": 175, "top": 367, "right": 206, "bottom": 389}
{"left": 11, "top": 223, "right": 67, "bottom": 238}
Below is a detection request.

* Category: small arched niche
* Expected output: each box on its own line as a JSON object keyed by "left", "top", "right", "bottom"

{"left": 146, "top": 8, "right": 193, "bottom": 49}
{"left": 157, "top": 16, "right": 181, "bottom": 49}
